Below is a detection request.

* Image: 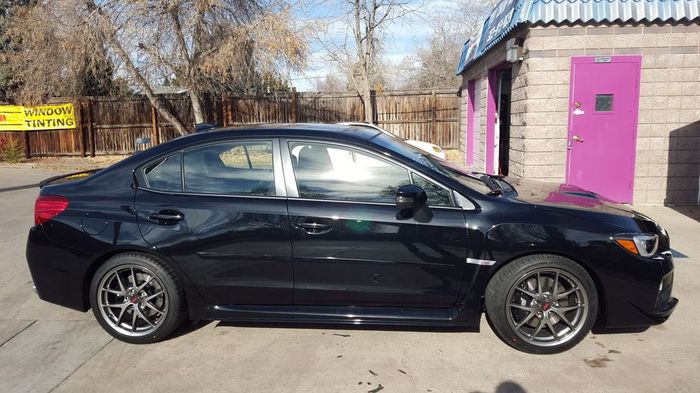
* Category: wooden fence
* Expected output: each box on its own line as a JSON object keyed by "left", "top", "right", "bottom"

{"left": 0, "top": 89, "right": 460, "bottom": 157}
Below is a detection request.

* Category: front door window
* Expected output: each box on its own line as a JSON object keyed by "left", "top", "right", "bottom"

{"left": 289, "top": 141, "right": 411, "bottom": 203}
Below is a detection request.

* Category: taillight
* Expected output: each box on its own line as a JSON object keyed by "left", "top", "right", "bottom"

{"left": 34, "top": 195, "right": 69, "bottom": 225}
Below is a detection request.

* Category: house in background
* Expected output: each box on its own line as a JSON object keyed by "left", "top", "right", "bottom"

{"left": 456, "top": 0, "right": 699, "bottom": 205}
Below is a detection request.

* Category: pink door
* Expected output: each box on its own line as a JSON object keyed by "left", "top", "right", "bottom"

{"left": 566, "top": 56, "right": 641, "bottom": 203}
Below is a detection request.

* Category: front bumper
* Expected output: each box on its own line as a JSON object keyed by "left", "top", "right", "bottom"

{"left": 646, "top": 269, "right": 677, "bottom": 323}
{"left": 648, "top": 296, "right": 678, "bottom": 323}
{"left": 599, "top": 247, "right": 677, "bottom": 329}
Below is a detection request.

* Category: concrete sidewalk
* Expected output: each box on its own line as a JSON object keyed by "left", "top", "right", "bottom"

{"left": 1, "top": 167, "right": 698, "bottom": 393}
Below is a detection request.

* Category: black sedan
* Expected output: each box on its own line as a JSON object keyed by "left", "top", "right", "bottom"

{"left": 26, "top": 124, "right": 677, "bottom": 354}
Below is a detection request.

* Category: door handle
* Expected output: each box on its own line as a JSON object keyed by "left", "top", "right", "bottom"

{"left": 572, "top": 135, "right": 584, "bottom": 143}
{"left": 148, "top": 211, "right": 184, "bottom": 223}
{"left": 294, "top": 221, "right": 332, "bottom": 235}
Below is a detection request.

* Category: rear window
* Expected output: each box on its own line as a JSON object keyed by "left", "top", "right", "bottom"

{"left": 143, "top": 154, "right": 183, "bottom": 192}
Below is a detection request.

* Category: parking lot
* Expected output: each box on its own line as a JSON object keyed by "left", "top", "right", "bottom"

{"left": 1, "top": 167, "right": 699, "bottom": 393}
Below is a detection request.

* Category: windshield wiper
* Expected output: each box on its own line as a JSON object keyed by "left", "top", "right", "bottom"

{"left": 487, "top": 188, "right": 503, "bottom": 196}
{"left": 479, "top": 174, "right": 500, "bottom": 190}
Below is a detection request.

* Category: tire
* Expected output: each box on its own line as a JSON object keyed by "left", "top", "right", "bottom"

{"left": 485, "top": 254, "right": 598, "bottom": 354}
{"left": 89, "top": 252, "right": 187, "bottom": 344}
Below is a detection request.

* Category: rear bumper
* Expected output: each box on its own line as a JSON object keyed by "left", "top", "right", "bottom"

{"left": 26, "top": 225, "right": 91, "bottom": 311}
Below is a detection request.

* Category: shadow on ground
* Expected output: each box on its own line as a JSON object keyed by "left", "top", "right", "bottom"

{"left": 471, "top": 381, "right": 527, "bottom": 393}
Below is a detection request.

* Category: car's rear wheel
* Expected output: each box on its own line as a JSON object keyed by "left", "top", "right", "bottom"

{"left": 485, "top": 255, "right": 598, "bottom": 354}
{"left": 90, "top": 253, "right": 186, "bottom": 344}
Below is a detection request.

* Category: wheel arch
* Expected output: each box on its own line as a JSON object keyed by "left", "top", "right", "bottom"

{"left": 82, "top": 246, "right": 197, "bottom": 316}
{"left": 484, "top": 250, "right": 607, "bottom": 326}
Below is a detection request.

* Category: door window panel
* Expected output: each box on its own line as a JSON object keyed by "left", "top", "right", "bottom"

{"left": 184, "top": 141, "right": 275, "bottom": 196}
{"left": 289, "top": 141, "right": 410, "bottom": 203}
{"left": 595, "top": 94, "right": 613, "bottom": 112}
{"left": 411, "top": 173, "right": 452, "bottom": 206}
{"left": 143, "top": 153, "right": 182, "bottom": 192}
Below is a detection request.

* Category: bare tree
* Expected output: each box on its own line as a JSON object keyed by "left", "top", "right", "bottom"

{"left": 395, "top": 22, "right": 463, "bottom": 90}
{"left": 395, "top": 0, "right": 496, "bottom": 90}
{"left": 311, "top": 0, "right": 415, "bottom": 122}
{"left": 312, "top": 73, "right": 347, "bottom": 92}
{"left": 6, "top": 0, "right": 308, "bottom": 136}
{"left": 448, "top": 0, "right": 498, "bottom": 37}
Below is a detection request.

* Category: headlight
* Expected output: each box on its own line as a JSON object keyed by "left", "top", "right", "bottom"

{"left": 614, "top": 234, "right": 659, "bottom": 257}
{"left": 657, "top": 223, "right": 668, "bottom": 238}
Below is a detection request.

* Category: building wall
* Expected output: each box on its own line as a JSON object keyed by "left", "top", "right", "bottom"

{"left": 459, "top": 37, "right": 529, "bottom": 176}
{"left": 459, "top": 22, "right": 700, "bottom": 205}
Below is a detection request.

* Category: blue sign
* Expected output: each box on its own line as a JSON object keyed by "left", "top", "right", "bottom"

{"left": 479, "top": 0, "right": 519, "bottom": 53}
{"left": 457, "top": 0, "right": 521, "bottom": 74}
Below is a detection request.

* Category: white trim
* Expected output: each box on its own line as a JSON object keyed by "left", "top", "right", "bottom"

{"left": 466, "top": 258, "right": 496, "bottom": 266}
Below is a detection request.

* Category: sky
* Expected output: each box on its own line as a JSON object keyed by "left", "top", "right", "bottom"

{"left": 290, "top": 0, "right": 460, "bottom": 91}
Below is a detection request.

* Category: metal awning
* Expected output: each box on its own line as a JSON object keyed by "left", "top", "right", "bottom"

{"left": 456, "top": 0, "right": 700, "bottom": 75}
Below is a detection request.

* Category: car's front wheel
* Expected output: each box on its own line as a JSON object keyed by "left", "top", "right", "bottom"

{"left": 485, "top": 255, "right": 598, "bottom": 354}
{"left": 90, "top": 252, "right": 187, "bottom": 344}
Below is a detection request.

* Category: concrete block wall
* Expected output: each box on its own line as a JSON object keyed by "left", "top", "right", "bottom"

{"left": 523, "top": 23, "right": 700, "bottom": 205}
{"left": 459, "top": 22, "right": 699, "bottom": 205}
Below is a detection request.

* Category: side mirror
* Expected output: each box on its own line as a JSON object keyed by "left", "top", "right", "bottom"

{"left": 395, "top": 184, "right": 427, "bottom": 211}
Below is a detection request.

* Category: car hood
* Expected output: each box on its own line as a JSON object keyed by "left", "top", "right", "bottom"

{"left": 504, "top": 177, "right": 640, "bottom": 218}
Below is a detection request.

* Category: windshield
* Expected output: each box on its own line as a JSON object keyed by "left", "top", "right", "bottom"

{"left": 371, "top": 133, "right": 493, "bottom": 194}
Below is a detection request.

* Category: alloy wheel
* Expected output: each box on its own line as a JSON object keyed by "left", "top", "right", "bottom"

{"left": 97, "top": 265, "right": 169, "bottom": 337}
{"left": 505, "top": 268, "right": 589, "bottom": 347}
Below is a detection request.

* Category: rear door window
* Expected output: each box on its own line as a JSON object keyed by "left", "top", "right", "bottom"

{"left": 183, "top": 141, "right": 275, "bottom": 196}
{"left": 143, "top": 153, "right": 183, "bottom": 192}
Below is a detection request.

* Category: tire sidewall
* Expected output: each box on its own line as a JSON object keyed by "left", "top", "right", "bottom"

{"left": 485, "top": 255, "right": 599, "bottom": 354}
{"left": 89, "top": 253, "right": 185, "bottom": 344}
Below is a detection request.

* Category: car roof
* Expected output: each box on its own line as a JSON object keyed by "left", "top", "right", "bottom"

{"left": 173, "top": 123, "right": 383, "bottom": 146}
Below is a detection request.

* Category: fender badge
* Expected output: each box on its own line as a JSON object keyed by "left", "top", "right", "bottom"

{"left": 466, "top": 258, "right": 496, "bottom": 266}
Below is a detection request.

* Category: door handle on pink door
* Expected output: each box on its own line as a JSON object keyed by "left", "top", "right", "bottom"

{"left": 572, "top": 135, "right": 584, "bottom": 143}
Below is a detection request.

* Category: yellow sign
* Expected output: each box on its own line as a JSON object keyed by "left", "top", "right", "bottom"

{"left": 0, "top": 103, "right": 77, "bottom": 131}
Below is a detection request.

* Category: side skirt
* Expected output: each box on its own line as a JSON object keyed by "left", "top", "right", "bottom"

{"left": 201, "top": 304, "right": 480, "bottom": 330}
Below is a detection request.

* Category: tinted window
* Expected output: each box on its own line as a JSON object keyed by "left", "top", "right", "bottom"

{"left": 144, "top": 153, "right": 182, "bottom": 192}
{"left": 184, "top": 141, "right": 275, "bottom": 196}
{"left": 372, "top": 133, "right": 492, "bottom": 195}
{"left": 412, "top": 173, "right": 452, "bottom": 206}
{"left": 290, "top": 141, "right": 410, "bottom": 203}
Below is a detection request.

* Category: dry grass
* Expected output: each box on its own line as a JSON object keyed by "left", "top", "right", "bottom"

{"left": 444, "top": 148, "right": 464, "bottom": 167}
{"left": 0, "top": 155, "right": 128, "bottom": 172}
{"left": 219, "top": 147, "right": 273, "bottom": 169}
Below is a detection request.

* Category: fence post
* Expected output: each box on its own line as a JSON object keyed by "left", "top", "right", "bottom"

{"left": 86, "top": 98, "right": 95, "bottom": 157}
{"left": 290, "top": 88, "right": 298, "bottom": 123}
{"left": 22, "top": 131, "right": 30, "bottom": 159}
{"left": 370, "top": 90, "right": 378, "bottom": 125}
{"left": 431, "top": 90, "right": 437, "bottom": 142}
{"left": 222, "top": 95, "right": 229, "bottom": 127}
{"left": 230, "top": 96, "right": 237, "bottom": 125}
{"left": 150, "top": 104, "right": 160, "bottom": 146}
{"left": 76, "top": 98, "right": 87, "bottom": 157}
